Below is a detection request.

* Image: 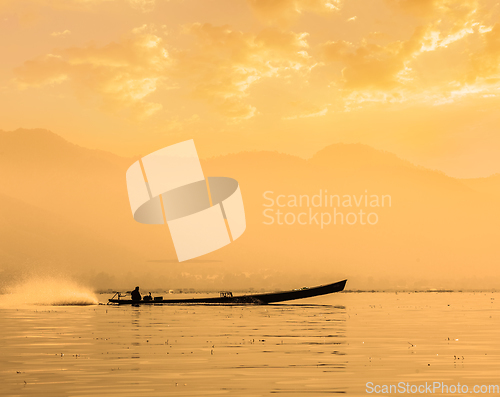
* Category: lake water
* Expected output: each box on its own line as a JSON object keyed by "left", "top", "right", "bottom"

{"left": 0, "top": 291, "right": 499, "bottom": 396}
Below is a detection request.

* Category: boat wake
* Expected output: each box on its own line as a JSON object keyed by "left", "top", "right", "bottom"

{"left": 0, "top": 277, "right": 98, "bottom": 307}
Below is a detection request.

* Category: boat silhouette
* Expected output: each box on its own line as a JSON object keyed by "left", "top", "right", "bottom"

{"left": 108, "top": 279, "right": 347, "bottom": 305}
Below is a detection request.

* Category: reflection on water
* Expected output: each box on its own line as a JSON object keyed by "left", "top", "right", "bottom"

{"left": 0, "top": 293, "right": 498, "bottom": 396}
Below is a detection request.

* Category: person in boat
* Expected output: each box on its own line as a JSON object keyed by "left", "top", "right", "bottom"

{"left": 131, "top": 286, "right": 141, "bottom": 301}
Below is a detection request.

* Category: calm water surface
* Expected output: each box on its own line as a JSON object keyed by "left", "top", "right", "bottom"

{"left": 0, "top": 292, "right": 499, "bottom": 396}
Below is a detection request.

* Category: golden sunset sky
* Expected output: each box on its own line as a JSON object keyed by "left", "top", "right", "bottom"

{"left": 1, "top": 0, "right": 500, "bottom": 177}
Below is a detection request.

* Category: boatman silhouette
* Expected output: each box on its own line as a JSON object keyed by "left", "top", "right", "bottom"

{"left": 131, "top": 286, "right": 141, "bottom": 301}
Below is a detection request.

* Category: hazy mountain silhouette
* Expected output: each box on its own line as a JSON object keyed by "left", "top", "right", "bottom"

{"left": 461, "top": 174, "right": 500, "bottom": 199}
{"left": 1, "top": 128, "right": 499, "bottom": 291}
{"left": 0, "top": 129, "right": 171, "bottom": 260}
{"left": 0, "top": 191, "right": 140, "bottom": 285}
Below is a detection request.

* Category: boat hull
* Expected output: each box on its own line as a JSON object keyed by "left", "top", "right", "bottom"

{"left": 108, "top": 279, "right": 347, "bottom": 305}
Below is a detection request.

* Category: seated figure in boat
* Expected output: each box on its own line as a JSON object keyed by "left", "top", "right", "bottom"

{"left": 131, "top": 286, "right": 142, "bottom": 301}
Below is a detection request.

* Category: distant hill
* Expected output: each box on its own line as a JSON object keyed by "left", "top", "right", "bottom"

{"left": 1, "top": 128, "right": 499, "bottom": 291}
{"left": 461, "top": 174, "right": 500, "bottom": 199}
{"left": 0, "top": 128, "right": 170, "bottom": 258}
{"left": 310, "top": 143, "right": 416, "bottom": 169}
{"left": 0, "top": 191, "right": 139, "bottom": 271}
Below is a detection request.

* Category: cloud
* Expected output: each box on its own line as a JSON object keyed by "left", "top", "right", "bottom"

{"left": 283, "top": 105, "right": 328, "bottom": 120}
{"left": 14, "top": 25, "right": 169, "bottom": 118}
{"left": 431, "top": 82, "right": 498, "bottom": 106}
{"left": 386, "top": 0, "right": 478, "bottom": 20}
{"left": 14, "top": 23, "right": 315, "bottom": 121}
{"left": 413, "top": 19, "right": 500, "bottom": 105}
{"left": 247, "top": 0, "right": 343, "bottom": 25}
{"left": 317, "top": 0, "right": 499, "bottom": 110}
{"left": 468, "top": 23, "right": 500, "bottom": 82}
{"left": 174, "top": 23, "right": 314, "bottom": 120}
{"left": 51, "top": 30, "right": 71, "bottom": 37}
{"left": 385, "top": 0, "right": 482, "bottom": 49}
{"left": 126, "top": 0, "right": 156, "bottom": 12}
{"left": 342, "top": 90, "right": 407, "bottom": 111}
{"left": 321, "top": 26, "right": 427, "bottom": 90}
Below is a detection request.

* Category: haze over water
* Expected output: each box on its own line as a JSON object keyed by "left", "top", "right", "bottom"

{"left": 1, "top": 289, "right": 498, "bottom": 397}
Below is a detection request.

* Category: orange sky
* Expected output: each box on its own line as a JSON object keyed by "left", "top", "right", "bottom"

{"left": 1, "top": 0, "right": 500, "bottom": 177}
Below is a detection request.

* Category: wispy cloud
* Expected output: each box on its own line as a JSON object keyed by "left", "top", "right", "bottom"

{"left": 468, "top": 23, "right": 500, "bottom": 83}
{"left": 321, "top": 26, "right": 427, "bottom": 90}
{"left": 50, "top": 30, "right": 71, "bottom": 37}
{"left": 283, "top": 107, "right": 328, "bottom": 120}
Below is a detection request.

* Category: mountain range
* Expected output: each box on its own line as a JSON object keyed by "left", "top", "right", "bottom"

{"left": 1, "top": 128, "right": 499, "bottom": 291}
